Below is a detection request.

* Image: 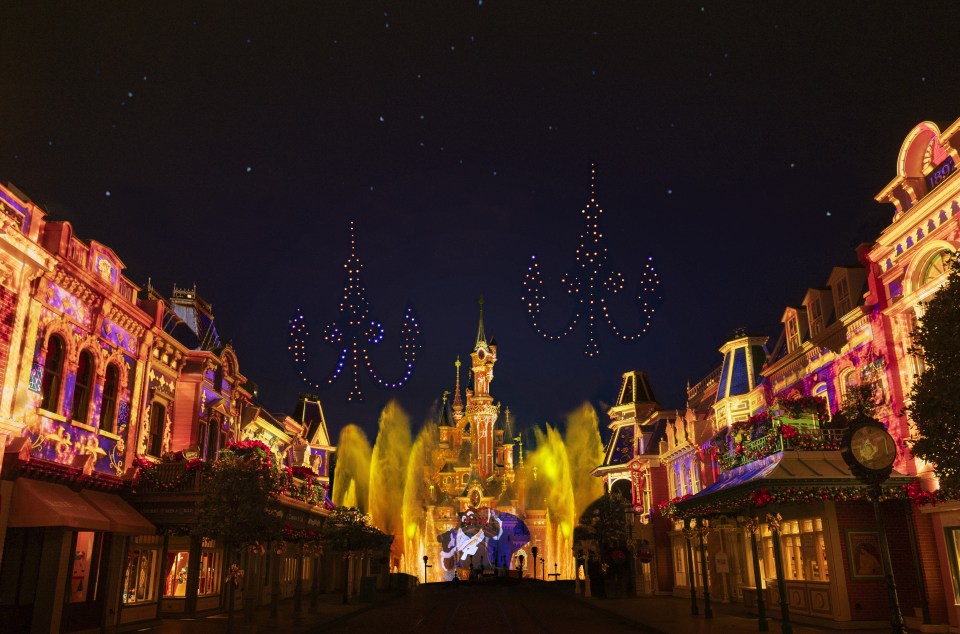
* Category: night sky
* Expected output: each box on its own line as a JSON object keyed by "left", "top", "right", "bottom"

{"left": 3, "top": 3, "right": 960, "bottom": 440}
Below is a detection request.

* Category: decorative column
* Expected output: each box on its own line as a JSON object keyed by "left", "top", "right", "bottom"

{"left": 744, "top": 516, "right": 769, "bottom": 632}
{"left": 293, "top": 541, "right": 304, "bottom": 616}
{"left": 695, "top": 518, "right": 713, "bottom": 619}
{"left": 683, "top": 518, "right": 699, "bottom": 616}
{"left": 766, "top": 513, "right": 792, "bottom": 634}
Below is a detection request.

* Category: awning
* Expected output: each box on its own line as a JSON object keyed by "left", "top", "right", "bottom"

{"left": 8, "top": 479, "right": 111, "bottom": 531}
{"left": 79, "top": 490, "right": 156, "bottom": 535}
{"left": 672, "top": 450, "right": 915, "bottom": 517}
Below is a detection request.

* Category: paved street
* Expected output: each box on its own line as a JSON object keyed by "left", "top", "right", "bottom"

{"left": 320, "top": 580, "right": 645, "bottom": 634}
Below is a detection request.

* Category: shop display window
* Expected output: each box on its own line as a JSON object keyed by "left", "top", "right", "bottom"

{"left": 122, "top": 536, "right": 162, "bottom": 604}
{"left": 163, "top": 551, "right": 190, "bottom": 597}
{"left": 762, "top": 517, "right": 829, "bottom": 582}
{"left": 198, "top": 539, "right": 222, "bottom": 596}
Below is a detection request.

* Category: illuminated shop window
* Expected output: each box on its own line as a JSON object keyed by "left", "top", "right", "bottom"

{"left": 198, "top": 540, "right": 222, "bottom": 596}
{"left": 947, "top": 528, "right": 960, "bottom": 603}
{"left": 72, "top": 350, "right": 95, "bottom": 423}
{"left": 100, "top": 364, "right": 120, "bottom": 434}
{"left": 761, "top": 518, "right": 829, "bottom": 582}
{"left": 123, "top": 536, "right": 162, "bottom": 604}
{"left": 163, "top": 550, "right": 190, "bottom": 597}
{"left": 40, "top": 335, "right": 66, "bottom": 412}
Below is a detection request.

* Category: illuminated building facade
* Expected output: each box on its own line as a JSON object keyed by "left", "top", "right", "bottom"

{"left": 592, "top": 371, "right": 678, "bottom": 596}
{"left": 0, "top": 183, "right": 336, "bottom": 632}
{"left": 654, "top": 117, "right": 960, "bottom": 630}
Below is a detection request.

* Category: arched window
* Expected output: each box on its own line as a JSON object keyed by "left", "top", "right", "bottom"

{"left": 148, "top": 403, "right": 165, "bottom": 457}
{"left": 100, "top": 364, "right": 120, "bottom": 433}
{"left": 813, "top": 382, "right": 831, "bottom": 420}
{"left": 40, "top": 335, "right": 66, "bottom": 412}
{"left": 921, "top": 250, "right": 952, "bottom": 286}
{"left": 838, "top": 369, "right": 857, "bottom": 404}
{"left": 72, "top": 350, "right": 95, "bottom": 423}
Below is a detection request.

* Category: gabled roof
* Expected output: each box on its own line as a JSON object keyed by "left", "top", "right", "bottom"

{"left": 293, "top": 395, "right": 331, "bottom": 446}
{"left": 170, "top": 285, "right": 221, "bottom": 351}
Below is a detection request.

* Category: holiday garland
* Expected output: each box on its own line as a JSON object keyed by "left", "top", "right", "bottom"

{"left": 656, "top": 482, "right": 958, "bottom": 520}
{"left": 134, "top": 456, "right": 204, "bottom": 491}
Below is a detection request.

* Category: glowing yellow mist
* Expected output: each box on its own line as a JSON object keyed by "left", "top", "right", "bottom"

{"left": 528, "top": 424, "right": 577, "bottom": 579}
{"left": 564, "top": 403, "right": 605, "bottom": 519}
{"left": 401, "top": 423, "right": 438, "bottom": 576}
{"left": 331, "top": 425, "right": 371, "bottom": 512}
{"left": 367, "top": 401, "right": 412, "bottom": 545}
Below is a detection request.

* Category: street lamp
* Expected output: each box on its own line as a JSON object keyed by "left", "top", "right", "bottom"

{"left": 540, "top": 558, "right": 545, "bottom": 581}
{"left": 518, "top": 554, "right": 525, "bottom": 578}
{"left": 422, "top": 555, "right": 431, "bottom": 584}
{"left": 531, "top": 546, "right": 539, "bottom": 580}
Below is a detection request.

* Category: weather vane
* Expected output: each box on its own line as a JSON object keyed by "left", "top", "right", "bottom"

{"left": 288, "top": 221, "right": 421, "bottom": 401}
{"left": 521, "top": 164, "right": 662, "bottom": 356}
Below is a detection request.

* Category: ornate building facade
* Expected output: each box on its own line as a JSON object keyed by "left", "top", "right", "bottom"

{"left": 0, "top": 183, "right": 337, "bottom": 633}
{"left": 651, "top": 117, "right": 960, "bottom": 631}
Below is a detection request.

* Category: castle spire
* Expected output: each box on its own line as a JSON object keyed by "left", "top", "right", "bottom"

{"left": 475, "top": 295, "right": 486, "bottom": 348}
{"left": 452, "top": 356, "right": 463, "bottom": 413}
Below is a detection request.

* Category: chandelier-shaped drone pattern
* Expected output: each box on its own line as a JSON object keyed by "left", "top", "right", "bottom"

{"left": 288, "top": 221, "right": 421, "bottom": 402}
{"left": 522, "top": 165, "right": 663, "bottom": 357}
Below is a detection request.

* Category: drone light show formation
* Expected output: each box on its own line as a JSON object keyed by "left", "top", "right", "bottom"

{"left": 288, "top": 221, "right": 421, "bottom": 402}
{"left": 522, "top": 166, "right": 663, "bottom": 356}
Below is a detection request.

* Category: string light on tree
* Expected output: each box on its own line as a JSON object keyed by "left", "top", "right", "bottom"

{"left": 521, "top": 164, "right": 663, "bottom": 357}
{"left": 288, "top": 221, "right": 421, "bottom": 402}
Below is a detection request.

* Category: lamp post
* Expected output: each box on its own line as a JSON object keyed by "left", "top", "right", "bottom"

{"left": 422, "top": 555, "right": 431, "bottom": 584}
{"left": 518, "top": 554, "right": 525, "bottom": 578}
{"left": 540, "top": 558, "right": 545, "bottom": 581}
{"left": 531, "top": 546, "right": 539, "bottom": 580}
{"left": 694, "top": 518, "right": 713, "bottom": 619}
{"left": 682, "top": 518, "right": 699, "bottom": 616}
{"left": 743, "top": 517, "right": 769, "bottom": 632}
{"left": 767, "top": 513, "right": 792, "bottom": 634}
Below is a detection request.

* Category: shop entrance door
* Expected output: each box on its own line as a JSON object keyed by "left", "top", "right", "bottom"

{"left": 61, "top": 531, "right": 109, "bottom": 632}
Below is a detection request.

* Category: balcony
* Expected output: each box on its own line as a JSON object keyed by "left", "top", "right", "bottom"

{"left": 716, "top": 413, "right": 843, "bottom": 472}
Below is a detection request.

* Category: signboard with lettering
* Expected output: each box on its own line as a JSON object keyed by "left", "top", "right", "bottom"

{"left": 927, "top": 156, "right": 955, "bottom": 193}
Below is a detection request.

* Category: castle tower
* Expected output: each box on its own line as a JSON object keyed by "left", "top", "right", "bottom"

{"left": 465, "top": 297, "right": 499, "bottom": 478}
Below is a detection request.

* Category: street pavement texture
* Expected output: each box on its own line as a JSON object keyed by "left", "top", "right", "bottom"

{"left": 140, "top": 581, "right": 918, "bottom": 634}
{"left": 321, "top": 580, "right": 646, "bottom": 634}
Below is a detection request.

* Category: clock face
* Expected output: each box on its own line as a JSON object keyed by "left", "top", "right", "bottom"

{"left": 477, "top": 348, "right": 486, "bottom": 361}
{"left": 470, "top": 489, "right": 481, "bottom": 507}
{"left": 851, "top": 426, "right": 896, "bottom": 471}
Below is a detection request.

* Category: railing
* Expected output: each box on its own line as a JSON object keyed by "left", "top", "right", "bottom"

{"left": 137, "top": 461, "right": 205, "bottom": 493}
{"left": 67, "top": 237, "right": 88, "bottom": 268}
{"left": 718, "top": 428, "right": 845, "bottom": 471}
{"left": 688, "top": 366, "right": 722, "bottom": 400}
{"left": 118, "top": 278, "right": 137, "bottom": 303}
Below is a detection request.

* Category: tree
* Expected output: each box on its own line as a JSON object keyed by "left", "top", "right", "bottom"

{"left": 195, "top": 440, "right": 285, "bottom": 547}
{"left": 909, "top": 254, "right": 960, "bottom": 489}
{"left": 574, "top": 491, "right": 629, "bottom": 557}
{"left": 195, "top": 440, "right": 285, "bottom": 628}
{"left": 321, "top": 506, "right": 391, "bottom": 603}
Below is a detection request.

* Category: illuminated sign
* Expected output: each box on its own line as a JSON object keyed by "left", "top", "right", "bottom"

{"left": 926, "top": 156, "right": 955, "bottom": 192}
